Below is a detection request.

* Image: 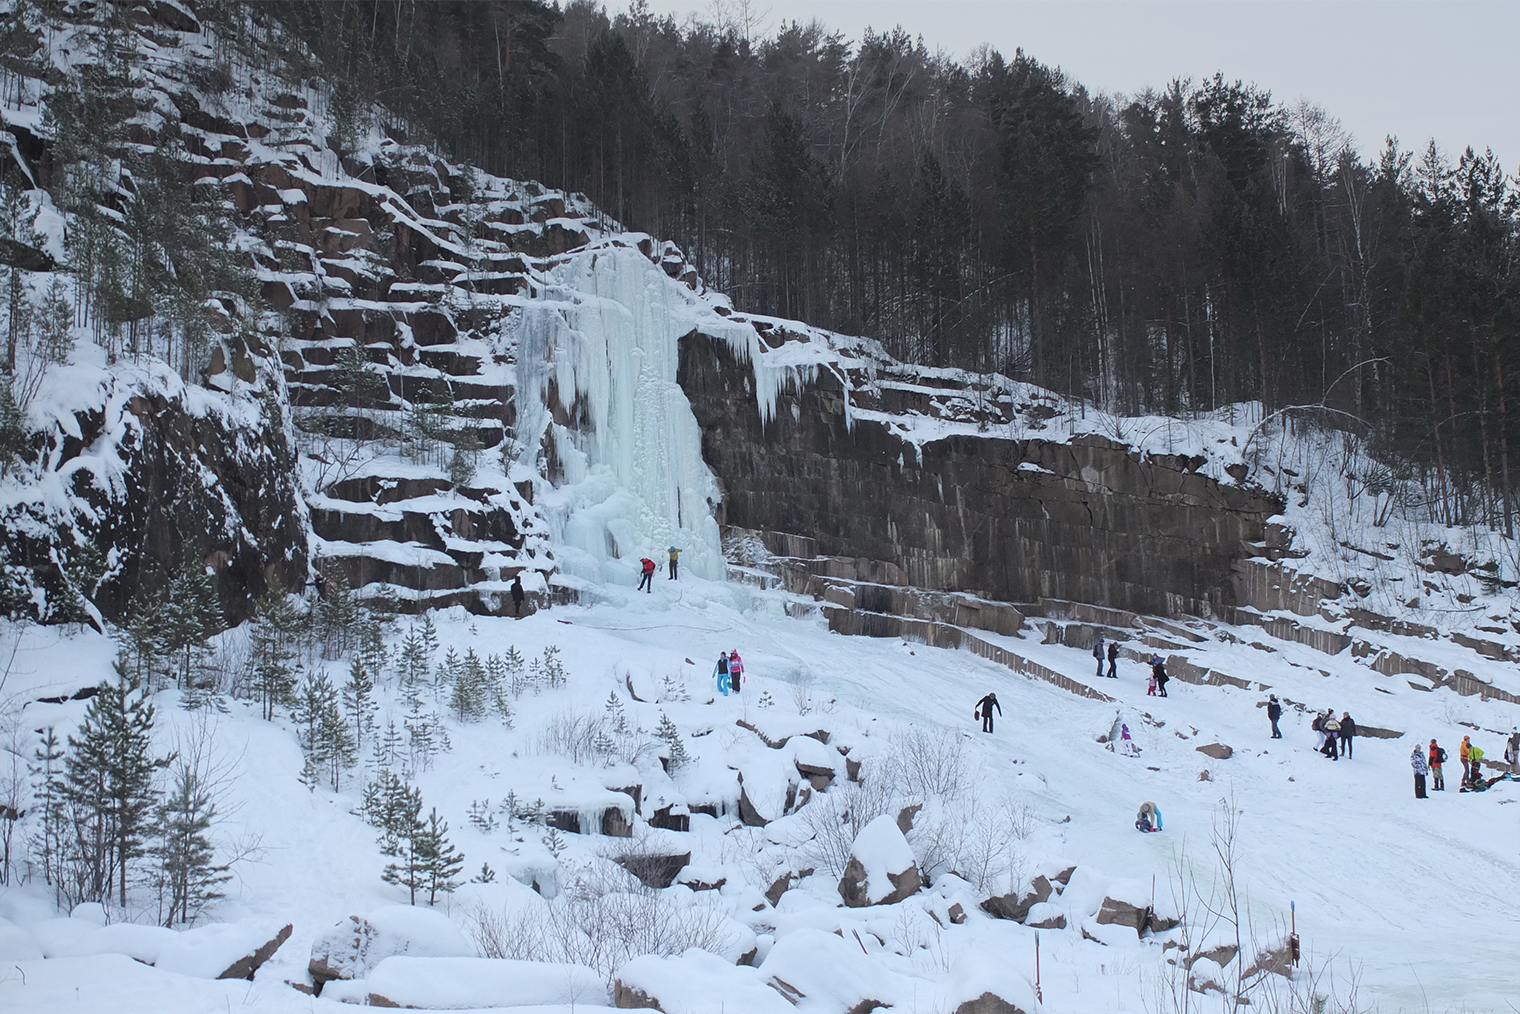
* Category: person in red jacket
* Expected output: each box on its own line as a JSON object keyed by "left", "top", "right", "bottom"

{"left": 637, "top": 557, "right": 656, "bottom": 592}
{"left": 1429, "top": 739, "right": 1447, "bottom": 791}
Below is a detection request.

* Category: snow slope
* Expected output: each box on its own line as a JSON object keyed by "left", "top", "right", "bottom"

{"left": 0, "top": 564, "right": 1516, "bottom": 1012}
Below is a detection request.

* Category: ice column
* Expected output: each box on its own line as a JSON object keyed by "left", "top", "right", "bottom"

{"left": 518, "top": 245, "right": 726, "bottom": 583}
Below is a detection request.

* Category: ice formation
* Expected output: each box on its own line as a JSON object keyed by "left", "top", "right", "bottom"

{"left": 516, "top": 244, "right": 728, "bottom": 584}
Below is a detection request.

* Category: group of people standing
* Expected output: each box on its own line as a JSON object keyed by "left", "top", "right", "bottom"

{"left": 1264, "top": 697, "right": 1356, "bottom": 759}
{"left": 1414, "top": 733, "right": 1515, "bottom": 796}
{"left": 1090, "top": 638, "right": 1169, "bottom": 696}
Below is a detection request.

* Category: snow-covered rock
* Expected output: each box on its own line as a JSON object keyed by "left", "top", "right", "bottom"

{"left": 62, "top": 923, "right": 176, "bottom": 964}
{"left": 837, "top": 814, "right": 920, "bottom": 907}
{"left": 615, "top": 949, "right": 794, "bottom": 1014}
{"left": 154, "top": 920, "right": 292, "bottom": 980}
{"left": 325, "top": 956, "right": 606, "bottom": 1009}
{"left": 308, "top": 906, "right": 470, "bottom": 986}
{"left": 1023, "top": 901, "right": 1066, "bottom": 929}
{"left": 758, "top": 928, "right": 919, "bottom": 1011}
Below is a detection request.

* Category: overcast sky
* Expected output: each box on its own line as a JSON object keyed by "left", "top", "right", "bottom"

{"left": 636, "top": 0, "right": 1518, "bottom": 174}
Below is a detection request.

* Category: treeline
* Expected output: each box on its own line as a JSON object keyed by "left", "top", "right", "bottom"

{"left": 259, "top": 2, "right": 1517, "bottom": 528}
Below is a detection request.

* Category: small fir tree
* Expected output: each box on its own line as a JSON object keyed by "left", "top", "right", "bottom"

{"left": 153, "top": 760, "right": 229, "bottom": 925}
{"left": 655, "top": 712, "right": 688, "bottom": 771}
{"left": 414, "top": 808, "right": 464, "bottom": 904}
{"left": 342, "top": 657, "right": 376, "bottom": 751}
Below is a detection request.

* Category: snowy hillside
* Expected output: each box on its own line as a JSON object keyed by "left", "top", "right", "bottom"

{"left": 0, "top": 4, "right": 1519, "bottom": 1014}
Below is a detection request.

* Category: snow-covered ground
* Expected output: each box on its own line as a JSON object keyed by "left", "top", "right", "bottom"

{"left": 1, "top": 564, "right": 1516, "bottom": 1013}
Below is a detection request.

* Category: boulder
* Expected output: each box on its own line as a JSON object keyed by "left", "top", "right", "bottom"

{"left": 614, "top": 851, "right": 691, "bottom": 889}
{"left": 981, "top": 874, "right": 1054, "bottom": 922}
{"left": 1095, "top": 896, "right": 1147, "bottom": 932}
{"left": 838, "top": 815, "right": 920, "bottom": 907}
{"left": 1024, "top": 902, "right": 1066, "bottom": 929}
{"left": 326, "top": 956, "right": 606, "bottom": 1009}
{"left": 308, "top": 906, "right": 471, "bottom": 989}
{"left": 216, "top": 923, "right": 293, "bottom": 980}
{"left": 947, "top": 902, "right": 967, "bottom": 925}
{"left": 615, "top": 951, "right": 793, "bottom": 1013}
{"left": 955, "top": 992, "right": 1032, "bottom": 1014}
{"left": 1195, "top": 742, "right": 1234, "bottom": 760}
{"left": 1242, "top": 939, "right": 1295, "bottom": 979}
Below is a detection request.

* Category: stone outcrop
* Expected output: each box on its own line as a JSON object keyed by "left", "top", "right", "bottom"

{"left": 681, "top": 335, "right": 1284, "bottom": 618}
{"left": 217, "top": 923, "right": 292, "bottom": 980}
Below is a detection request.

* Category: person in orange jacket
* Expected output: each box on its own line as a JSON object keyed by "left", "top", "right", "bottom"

{"left": 1460, "top": 736, "right": 1472, "bottom": 783}
{"left": 1429, "top": 739, "right": 1447, "bottom": 791}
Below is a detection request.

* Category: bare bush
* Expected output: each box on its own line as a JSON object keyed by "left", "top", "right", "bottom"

{"left": 467, "top": 861, "right": 740, "bottom": 983}
{"left": 795, "top": 778, "right": 896, "bottom": 877}
{"left": 882, "top": 726, "right": 968, "bottom": 801}
{"left": 536, "top": 710, "right": 651, "bottom": 767}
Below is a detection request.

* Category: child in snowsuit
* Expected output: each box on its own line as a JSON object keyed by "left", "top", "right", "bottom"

{"left": 1106, "top": 642, "right": 1119, "bottom": 678}
{"left": 1120, "top": 723, "right": 1138, "bottom": 756}
{"left": 975, "top": 693, "right": 1002, "bottom": 733}
{"left": 714, "top": 654, "right": 730, "bottom": 695}
{"left": 1411, "top": 746, "right": 1428, "bottom": 799}
{"left": 1146, "top": 673, "right": 1157, "bottom": 696}
{"left": 1429, "top": 740, "right": 1446, "bottom": 791}
{"left": 637, "top": 557, "right": 656, "bottom": 592}
{"left": 727, "top": 650, "right": 744, "bottom": 694}
{"left": 1135, "top": 801, "right": 1163, "bottom": 832}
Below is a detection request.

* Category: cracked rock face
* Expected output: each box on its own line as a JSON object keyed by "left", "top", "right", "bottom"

{"left": 680, "top": 334, "right": 1283, "bottom": 618}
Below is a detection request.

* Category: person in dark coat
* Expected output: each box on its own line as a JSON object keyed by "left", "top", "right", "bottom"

{"left": 510, "top": 575, "right": 525, "bottom": 616}
{"left": 1106, "top": 642, "right": 1119, "bottom": 679}
{"left": 637, "top": 557, "right": 656, "bottom": 592}
{"left": 1093, "top": 638, "right": 1106, "bottom": 678}
{"left": 1411, "top": 746, "right": 1428, "bottom": 798}
{"left": 975, "top": 692, "right": 1002, "bottom": 733}
{"left": 1266, "top": 695, "right": 1283, "bottom": 739}
{"left": 1338, "top": 712, "right": 1356, "bottom": 759}
{"left": 1150, "top": 656, "right": 1169, "bottom": 697}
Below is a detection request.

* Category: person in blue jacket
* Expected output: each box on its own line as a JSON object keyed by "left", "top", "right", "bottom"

{"left": 1136, "top": 801, "right": 1163, "bottom": 833}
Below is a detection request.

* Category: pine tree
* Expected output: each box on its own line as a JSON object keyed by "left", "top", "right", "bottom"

{"left": 313, "top": 571, "right": 360, "bottom": 660}
{"left": 153, "top": 761, "right": 229, "bottom": 925}
{"left": 414, "top": 808, "right": 463, "bottom": 905}
{"left": 292, "top": 671, "right": 350, "bottom": 791}
{"left": 502, "top": 646, "right": 525, "bottom": 697}
{"left": 342, "top": 656, "right": 376, "bottom": 750}
{"left": 119, "top": 599, "right": 169, "bottom": 687}
{"left": 655, "top": 712, "right": 688, "bottom": 771}
{"left": 249, "top": 593, "right": 298, "bottom": 721}
{"left": 28, "top": 727, "right": 66, "bottom": 892}
{"left": 354, "top": 621, "right": 388, "bottom": 687}
{"left": 164, "top": 566, "right": 223, "bottom": 690}
{"left": 62, "top": 665, "right": 170, "bottom": 906}
{"left": 369, "top": 770, "right": 424, "bottom": 903}
{"left": 435, "top": 646, "right": 459, "bottom": 698}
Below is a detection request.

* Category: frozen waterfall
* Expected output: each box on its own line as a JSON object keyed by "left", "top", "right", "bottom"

{"left": 516, "top": 243, "right": 728, "bottom": 585}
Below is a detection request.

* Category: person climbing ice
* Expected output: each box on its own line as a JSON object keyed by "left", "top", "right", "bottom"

{"left": 668, "top": 545, "right": 681, "bottom": 580}
{"left": 714, "top": 653, "right": 730, "bottom": 695}
{"left": 637, "top": 556, "right": 656, "bottom": 593}
{"left": 1266, "top": 695, "right": 1283, "bottom": 739}
{"left": 727, "top": 650, "right": 744, "bottom": 694}
{"left": 1135, "top": 801, "right": 1163, "bottom": 833}
{"left": 975, "top": 692, "right": 1002, "bottom": 733}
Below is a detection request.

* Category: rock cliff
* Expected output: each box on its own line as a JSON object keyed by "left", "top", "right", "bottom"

{"left": 681, "top": 331, "right": 1285, "bottom": 618}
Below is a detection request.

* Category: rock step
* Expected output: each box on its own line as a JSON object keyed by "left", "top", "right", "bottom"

{"left": 308, "top": 505, "right": 522, "bottom": 552}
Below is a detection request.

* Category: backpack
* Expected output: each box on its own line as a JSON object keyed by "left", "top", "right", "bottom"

{"left": 1437, "top": 748, "right": 1448, "bottom": 763}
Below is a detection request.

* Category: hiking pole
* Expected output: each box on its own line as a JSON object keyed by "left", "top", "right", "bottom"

{"left": 1035, "top": 930, "right": 1042, "bottom": 1003}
